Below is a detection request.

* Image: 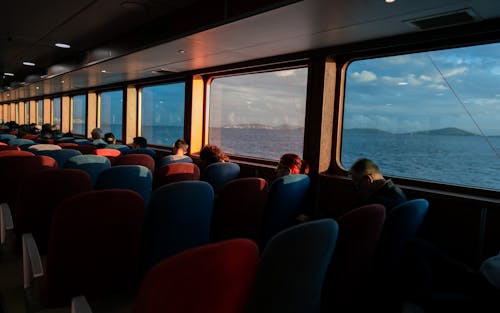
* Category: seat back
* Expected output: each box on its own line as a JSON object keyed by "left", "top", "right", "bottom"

{"left": 95, "top": 165, "right": 153, "bottom": 206}
{"left": 8, "top": 138, "right": 35, "bottom": 146}
{"left": 67, "top": 145, "right": 97, "bottom": 155}
{"left": 143, "top": 180, "right": 214, "bottom": 270}
{"left": 0, "top": 149, "right": 31, "bottom": 156}
{"left": 321, "top": 204, "right": 386, "bottom": 312}
{"left": 159, "top": 155, "right": 193, "bottom": 167}
{"left": 0, "top": 145, "right": 20, "bottom": 152}
{"left": 261, "top": 174, "right": 310, "bottom": 247}
{"left": 114, "top": 153, "right": 155, "bottom": 174}
{"left": 15, "top": 168, "right": 92, "bottom": 253}
{"left": 134, "top": 239, "right": 259, "bottom": 313}
{"left": 64, "top": 154, "right": 111, "bottom": 186}
{"left": 42, "top": 190, "right": 144, "bottom": 307}
{"left": 95, "top": 148, "right": 121, "bottom": 164}
{"left": 34, "top": 149, "right": 82, "bottom": 168}
{"left": 154, "top": 162, "right": 200, "bottom": 190}
{"left": 124, "top": 147, "right": 156, "bottom": 158}
{"left": 201, "top": 162, "right": 240, "bottom": 193}
{"left": 0, "top": 134, "right": 17, "bottom": 141}
{"left": 28, "top": 144, "right": 62, "bottom": 152}
{"left": 247, "top": 219, "right": 338, "bottom": 313}
{"left": 211, "top": 177, "right": 268, "bottom": 242}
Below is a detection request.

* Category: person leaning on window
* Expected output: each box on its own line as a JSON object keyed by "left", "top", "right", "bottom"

{"left": 199, "top": 144, "right": 228, "bottom": 171}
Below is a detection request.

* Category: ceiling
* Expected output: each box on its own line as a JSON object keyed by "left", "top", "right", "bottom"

{"left": 2, "top": 0, "right": 500, "bottom": 102}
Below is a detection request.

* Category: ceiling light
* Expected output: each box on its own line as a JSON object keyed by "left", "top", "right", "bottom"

{"left": 55, "top": 43, "right": 71, "bottom": 49}
{"left": 23, "top": 61, "right": 35, "bottom": 66}
{"left": 36, "top": 86, "right": 40, "bottom": 90}
{"left": 178, "top": 49, "right": 185, "bottom": 54}
{"left": 3, "top": 72, "right": 14, "bottom": 76}
{"left": 101, "top": 70, "right": 107, "bottom": 73}
{"left": 385, "top": 0, "right": 395, "bottom": 3}
{"left": 61, "top": 80, "right": 65, "bottom": 83}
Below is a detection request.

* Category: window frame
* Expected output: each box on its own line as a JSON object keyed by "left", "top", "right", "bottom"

{"left": 98, "top": 89, "right": 125, "bottom": 141}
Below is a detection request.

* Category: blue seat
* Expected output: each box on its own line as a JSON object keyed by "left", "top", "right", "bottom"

{"left": 247, "top": 219, "right": 338, "bottom": 313}
{"left": 261, "top": 174, "right": 310, "bottom": 247}
{"left": 201, "top": 162, "right": 240, "bottom": 193}
{"left": 159, "top": 155, "right": 193, "bottom": 167}
{"left": 64, "top": 155, "right": 111, "bottom": 186}
{"left": 8, "top": 138, "right": 35, "bottom": 146}
{"left": 0, "top": 134, "right": 17, "bottom": 142}
{"left": 95, "top": 165, "right": 153, "bottom": 206}
{"left": 106, "top": 144, "right": 130, "bottom": 153}
{"left": 142, "top": 180, "right": 214, "bottom": 270}
{"left": 123, "top": 147, "right": 156, "bottom": 158}
{"left": 34, "top": 149, "right": 82, "bottom": 168}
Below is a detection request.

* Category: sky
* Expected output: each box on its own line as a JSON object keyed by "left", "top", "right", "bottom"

{"left": 344, "top": 42, "right": 500, "bottom": 136}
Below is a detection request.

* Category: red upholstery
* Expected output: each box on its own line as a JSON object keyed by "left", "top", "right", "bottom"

{"left": 211, "top": 177, "right": 268, "bottom": 242}
{"left": 154, "top": 162, "right": 200, "bottom": 189}
{"left": 321, "top": 204, "right": 386, "bottom": 312}
{"left": 15, "top": 169, "right": 92, "bottom": 254}
{"left": 95, "top": 148, "right": 121, "bottom": 164}
{"left": 42, "top": 189, "right": 144, "bottom": 307}
{"left": 134, "top": 239, "right": 259, "bottom": 313}
{"left": 36, "top": 155, "right": 58, "bottom": 168}
{"left": 0, "top": 146, "right": 23, "bottom": 152}
{"left": 0, "top": 141, "right": 7, "bottom": 146}
{"left": 0, "top": 155, "right": 54, "bottom": 207}
{"left": 66, "top": 145, "right": 97, "bottom": 155}
{"left": 22, "top": 134, "right": 39, "bottom": 140}
{"left": 57, "top": 142, "right": 78, "bottom": 148}
{"left": 115, "top": 153, "right": 155, "bottom": 174}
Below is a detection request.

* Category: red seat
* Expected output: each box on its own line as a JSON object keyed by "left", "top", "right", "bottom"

{"left": 57, "top": 143, "right": 78, "bottom": 148}
{"left": 0, "top": 145, "right": 21, "bottom": 152}
{"left": 154, "top": 162, "right": 200, "bottom": 190}
{"left": 66, "top": 145, "right": 97, "bottom": 155}
{"left": 114, "top": 153, "right": 155, "bottom": 174}
{"left": 211, "top": 177, "right": 268, "bottom": 242}
{"left": 134, "top": 239, "right": 259, "bottom": 313}
{"left": 95, "top": 148, "right": 121, "bottom": 164}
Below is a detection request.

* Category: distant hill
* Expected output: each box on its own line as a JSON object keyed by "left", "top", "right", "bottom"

{"left": 406, "top": 127, "right": 477, "bottom": 136}
{"left": 222, "top": 124, "right": 304, "bottom": 130}
{"left": 344, "top": 128, "right": 393, "bottom": 135}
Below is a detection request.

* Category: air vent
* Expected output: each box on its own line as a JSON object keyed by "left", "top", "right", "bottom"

{"left": 406, "top": 8, "right": 479, "bottom": 30}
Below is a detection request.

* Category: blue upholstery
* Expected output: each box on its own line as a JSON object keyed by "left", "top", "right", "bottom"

{"left": 95, "top": 165, "right": 153, "bottom": 206}
{"left": 201, "top": 162, "right": 240, "bottom": 193}
{"left": 124, "top": 147, "right": 156, "bottom": 158}
{"left": 0, "top": 134, "right": 17, "bottom": 141}
{"left": 34, "top": 149, "right": 82, "bottom": 168}
{"left": 106, "top": 144, "right": 130, "bottom": 153}
{"left": 159, "top": 155, "right": 193, "bottom": 167}
{"left": 247, "top": 219, "right": 338, "bottom": 313}
{"left": 8, "top": 138, "right": 35, "bottom": 146}
{"left": 74, "top": 139, "right": 92, "bottom": 145}
{"left": 64, "top": 154, "right": 111, "bottom": 186}
{"left": 261, "top": 174, "right": 310, "bottom": 247}
{"left": 143, "top": 180, "right": 214, "bottom": 270}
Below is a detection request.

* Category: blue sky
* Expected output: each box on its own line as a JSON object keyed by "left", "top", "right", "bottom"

{"left": 344, "top": 42, "right": 500, "bottom": 136}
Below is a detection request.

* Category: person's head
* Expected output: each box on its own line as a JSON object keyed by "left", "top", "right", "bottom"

{"left": 104, "top": 132, "right": 116, "bottom": 144}
{"left": 173, "top": 138, "right": 189, "bottom": 155}
{"left": 200, "top": 144, "right": 228, "bottom": 164}
{"left": 276, "top": 153, "right": 309, "bottom": 177}
{"left": 132, "top": 136, "right": 147, "bottom": 148}
{"left": 91, "top": 128, "right": 103, "bottom": 140}
{"left": 349, "top": 158, "right": 385, "bottom": 195}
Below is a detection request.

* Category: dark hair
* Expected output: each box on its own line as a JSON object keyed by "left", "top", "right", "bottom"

{"left": 104, "top": 132, "right": 116, "bottom": 144}
{"left": 350, "top": 158, "right": 380, "bottom": 175}
{"left": 277, "top": 153, "right": 309, "bottom": 176}
{"left": 200, "top": 144, "right": 228, "bottom": 164}
{"left": 174, "top": 138, "right": 189, "bottom": 151}
{"left": 133, "top": 136, "right": 147, "bottom": 148}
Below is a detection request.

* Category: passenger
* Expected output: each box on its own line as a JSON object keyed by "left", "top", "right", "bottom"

{"left": 131, "top": 136, "right": 147, "bottom": 149}
{"left": 161, "top": 138, "right": 192, "bottom": 164}
{"left": 90, "top": 127, "right": 106, "bottom": 146}
{"left": 275, "top": 153, "right": 309, "bottom": 178}
{"left": 199, "top": 144, "right": 228, "bottom": 170}
{"left": 124, "top": 136, "right": 156, "bottom": 157}
{"left": 104, "top": 132, "right": 116, "bottom": 145}
{"left": 349, "top": 158, "right": 407, "bottom": 214}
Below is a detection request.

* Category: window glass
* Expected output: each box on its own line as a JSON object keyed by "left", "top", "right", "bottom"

{"left": 343, "top": 42, "right": 500, "bottom": 190}
{"left": 25, "top": 102, "right": 30, "bottom": 124}
{"left": 37, "top": 100, "right": 43, "bottom": 124}
{"left": 52, "top": 98, "right": 61, "bottom": 130}
{"left": 100, "top": 90, "right": 123, "bottom": 140}
{"left": 209, "top": 67, "right": 308, "bottom": 160}
{"left": 141, "top": 83, "right": 185, "bottom": 146}
{"left": 72, "top": 95, "right": 86, "bottom": 135}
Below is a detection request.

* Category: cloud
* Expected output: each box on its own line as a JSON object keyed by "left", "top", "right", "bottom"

{"left": 351, "top": 70, "right": 377, "bottom": 82}
{"left": 442, "top": 66, "right": 468, "bottom": 77}
{"left": 274, "top": 70, "right": 296, "bottom": 77}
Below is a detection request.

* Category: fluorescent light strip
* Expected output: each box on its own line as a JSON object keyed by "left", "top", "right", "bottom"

{"left": 23, "top": 61, "right": 35, "bottom": 66}
{"left": 55, "top": 43, "right": 71, "bottom": 48}
{"left": 3, "top": 72, "right": 14, "bottom": 76}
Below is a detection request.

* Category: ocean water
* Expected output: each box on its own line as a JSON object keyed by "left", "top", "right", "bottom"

{"left": 126, "top": 125, "right": 500, "bottom": 191}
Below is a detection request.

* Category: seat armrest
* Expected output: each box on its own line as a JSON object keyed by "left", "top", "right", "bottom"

{"left": 22, "top": 233, "right": 44, "bottom": 289}
{"left": 72, "top": 296, "right": 93, "bottom": 313}
{"left": 0, "top": 202, "right": 14, "bottom": 245}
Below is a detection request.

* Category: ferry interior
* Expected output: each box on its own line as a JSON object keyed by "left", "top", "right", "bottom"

{"left": 1, "top": 0, "right": 500, "bottom": 312}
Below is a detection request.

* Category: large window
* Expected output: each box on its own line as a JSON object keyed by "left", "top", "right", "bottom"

{"left": 209, "top": 67, "right": 308, "bottom": 160}
{"left": 25, "top": 102, "right": 30, "bottom": 124}
{"left": 52, "top": 98, "right": 61, "bottom": 129}
{"left": 342, "top": 42, "right": 500, "bottom": 191}
{"left": 37, "top": 100, "right": 43, "bottom": 125}
{"left": 72, "top": 95, "right": 86, "bottom": 135}
{"left": 100, "top": 90, "right": 123, "bottom": 140}
{"left": 141, "top": 82, "right": 185, "bottom": 146}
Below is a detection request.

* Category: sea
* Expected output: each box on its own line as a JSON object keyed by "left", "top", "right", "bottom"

{"left": 141, "top": 126, "right": 500, "bottom": 191}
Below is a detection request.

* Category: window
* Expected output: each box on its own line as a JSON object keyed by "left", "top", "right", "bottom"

{"left": 100, "top": 90, "right": 123, "bottom": 140}
{"left": 342, "top": 42, "right": 500, "bottom": 191}
{"left": 141, "top": 83, "right": 185, "bottom": 146}
{"left": 72, "top": 95, "right": 86, "bottom": 135}
{"left": 208, "top": 67, "right": 308, "bottom": 160}
{"left": 25, "top": 102, "right": 30, "bottom": 124}
{"left": 52, "top": 98, "right": 61, "bottom": 129}
{"left": 37, "top": 100, "right": 43, "bottom": 124}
